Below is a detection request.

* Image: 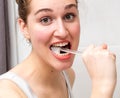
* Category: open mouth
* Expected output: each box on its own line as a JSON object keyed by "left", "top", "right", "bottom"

{"left": 50, "top": 42, "right": 71, "bottom": 55}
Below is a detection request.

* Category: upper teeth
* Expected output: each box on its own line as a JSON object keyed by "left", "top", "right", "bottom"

{"left": 52, "top": 42, "right": 68, "bottom": 47}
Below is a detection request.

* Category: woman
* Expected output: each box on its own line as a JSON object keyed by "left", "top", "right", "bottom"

{"left": 0, "top": 0, "right": 117, "bottom": 98}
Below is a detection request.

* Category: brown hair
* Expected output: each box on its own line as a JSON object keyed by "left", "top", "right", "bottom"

{"left": 16, "top": 0, "right": 78, "bottom": 23}
{"left": 16, "top": 0, "right": 31, "bottom": 23}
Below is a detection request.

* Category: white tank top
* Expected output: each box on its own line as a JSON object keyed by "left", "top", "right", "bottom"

{"left": 0, "top": 71, "right": 73, "bottom": 98}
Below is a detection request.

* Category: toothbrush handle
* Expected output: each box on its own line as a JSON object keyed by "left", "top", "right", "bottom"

{"left": 60, "top": 49, "right": 83, "bottom": 55}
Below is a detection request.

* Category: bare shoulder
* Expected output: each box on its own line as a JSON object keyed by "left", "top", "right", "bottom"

{"left": 0, "top": 79, "right": 27, "bottom": 98}
{"left": 65, "top": 68, "right": 75, "bottom": 87}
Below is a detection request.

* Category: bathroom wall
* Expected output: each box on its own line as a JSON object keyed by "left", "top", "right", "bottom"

{"left": 8, "top": 0, "right": 120, "bottom": 98}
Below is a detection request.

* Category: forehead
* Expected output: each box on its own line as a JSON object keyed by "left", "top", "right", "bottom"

{"left": 30, "top": 0, "right": 77, "bottom": 12}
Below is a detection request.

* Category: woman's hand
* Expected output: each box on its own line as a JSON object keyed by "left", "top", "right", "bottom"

{"left": 82, "top": 44, "right": 117, "bottom": 98}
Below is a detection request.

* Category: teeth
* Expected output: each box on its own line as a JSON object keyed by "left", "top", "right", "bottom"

{"left": 52, "top": 42, "right": 68, "bottom": 47}
{"left": 51, "top": 44, "right": 69, "bottom": 56}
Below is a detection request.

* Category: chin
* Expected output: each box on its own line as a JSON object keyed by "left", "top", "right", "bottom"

{"left": 54, "top": 61, "right": 73, "bottom": 72}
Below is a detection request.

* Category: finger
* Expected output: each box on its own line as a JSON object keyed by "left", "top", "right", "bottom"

{"left": 110, "top": 52, "right": 116, "bottom": 61}
{"left": 97, "top": 43, "right": 108, "bottom": 49}
{"left": 101, "top": 43, "right": 108, "bottom": 49}
{"left": 82, "top": 44, "right": 95, "bottom": 56}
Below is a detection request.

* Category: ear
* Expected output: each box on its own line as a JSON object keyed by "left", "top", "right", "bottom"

{"left": 17, "top": 18, "right": 31, "bottom": 40}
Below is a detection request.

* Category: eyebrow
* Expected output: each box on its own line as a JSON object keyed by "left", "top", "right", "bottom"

{"left": 65, "top": 4, "right": 77, "bottom": 10}
{"left": 34, "top": 8, "right": 53, "bottom": 15}
{"left": 34, "top": 4, "right": 77, "bottom": 15}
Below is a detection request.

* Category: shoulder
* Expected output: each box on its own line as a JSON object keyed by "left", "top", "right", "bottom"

{"left": 0, "top": 79, "right": 27, "bottom": 98}
{"left": 65, "top": 68, "right": 75, "bottom": 87}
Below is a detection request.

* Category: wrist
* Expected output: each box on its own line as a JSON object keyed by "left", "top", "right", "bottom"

{"left": 91, "top": 80, "right": 116, "bottom": 98}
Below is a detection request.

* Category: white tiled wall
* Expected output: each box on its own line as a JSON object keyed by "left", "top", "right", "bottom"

{"left": 8, "top": 0, "right": 120, "bottom": 98}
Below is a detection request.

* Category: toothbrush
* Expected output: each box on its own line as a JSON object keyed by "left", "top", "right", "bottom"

{"left": 60, "top": 48, "right": 83, "bottom": 55}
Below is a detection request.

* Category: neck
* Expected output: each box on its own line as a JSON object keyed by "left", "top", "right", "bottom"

{"left": 14, "top": 51, "right": 64, "bottom": 86}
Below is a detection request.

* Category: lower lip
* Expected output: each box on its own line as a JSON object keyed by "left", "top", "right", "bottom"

{"left": 51, "top": 52, "right": 72, "bottom": 60}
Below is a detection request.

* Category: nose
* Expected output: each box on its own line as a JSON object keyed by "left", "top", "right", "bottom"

{"left": 54, "top": 19, "right": 68, "bottom": 39}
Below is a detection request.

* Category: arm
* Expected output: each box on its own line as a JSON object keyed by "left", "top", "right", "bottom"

{"left": 82, "top": 44, "right": 117, "bottom": 98}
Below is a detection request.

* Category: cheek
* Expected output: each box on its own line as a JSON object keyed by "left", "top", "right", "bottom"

{"left": 70, "top": 23, "right": 80, "bottom": 38}
{"left": 31, "top": 28, "right": 52, "bottom": 44}
{"left": 35, "top": 31, "right": 48, "bottom": 42}
{"left": 70, "top": 23, "right": 80, "bottom": 48}
{"left": 27, "top": 20, "right": 53, "bottom": 47}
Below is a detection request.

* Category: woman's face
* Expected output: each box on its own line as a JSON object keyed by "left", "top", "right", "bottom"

{"left": 22, "top": 0, "right": 80, "bottom": 71}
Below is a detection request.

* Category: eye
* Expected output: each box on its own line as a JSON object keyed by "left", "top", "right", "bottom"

{"left": 40, "top": 16, "right": 52, "bottom": 25}
{"left": 64, "top": 13, "right": 76, "bottom": 22}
